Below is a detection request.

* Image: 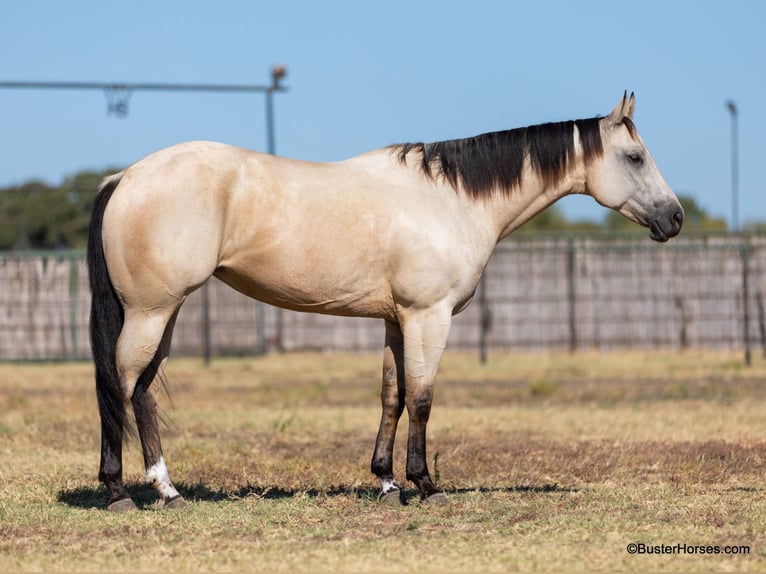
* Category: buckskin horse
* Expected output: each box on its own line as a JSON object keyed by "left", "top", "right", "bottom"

{"left": 88, "top": 93, "right": 683, "bottom": 510}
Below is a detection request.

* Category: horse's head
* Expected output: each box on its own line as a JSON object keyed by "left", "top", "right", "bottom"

{"left": 585, "top": 93, "right": 683, "bottom": 242}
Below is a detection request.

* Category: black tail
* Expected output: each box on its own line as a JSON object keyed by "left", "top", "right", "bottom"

{"left": 87, "top": 173, "right": 132, "bottom": 439}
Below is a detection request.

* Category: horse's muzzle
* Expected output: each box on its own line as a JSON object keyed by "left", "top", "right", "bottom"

{"left": 649, "top": 209, "right": 684, "bottom": 243}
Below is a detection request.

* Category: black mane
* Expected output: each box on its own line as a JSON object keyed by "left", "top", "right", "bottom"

{"left": 393, "top": 117, "right": 604, "bottom": 198}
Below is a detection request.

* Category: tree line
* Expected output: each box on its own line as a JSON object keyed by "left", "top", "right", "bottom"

{"left": 0, "top": 169, "right": 114, "bottom": 250}
{"left": 0, "top": 169, "right": 730, "bottom": 250}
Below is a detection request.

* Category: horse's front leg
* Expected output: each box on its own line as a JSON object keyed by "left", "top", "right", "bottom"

{"left": 401, "top": 307, "right": 451, "bottom": 503}
{"left": 371, "top": 320, "right": 406, "bottom": 504}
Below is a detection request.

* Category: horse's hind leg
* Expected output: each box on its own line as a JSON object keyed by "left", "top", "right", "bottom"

{"left": 99, "top": 418, "right": 133, "bottom": 511}
{"left": 101, "top": 305, "right": 180, "bottom": 510}
{"left": 131, "top": 309, "right": 186, "bottom": 508}
{"left": 371, "top": 320, "right": 406, "bottom": 505}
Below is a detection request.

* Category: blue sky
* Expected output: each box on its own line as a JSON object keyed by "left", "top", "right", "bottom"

{"left": 1, "top": 0, "right": 763, "bottom": 226}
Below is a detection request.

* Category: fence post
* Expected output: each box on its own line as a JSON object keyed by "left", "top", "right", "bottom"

{"left": 68, "top": 255, "right": 79, "bottom": 359}
{"left": 256, "top": 302, "right": 267, "bottom": 354}
{"left": 201, "top": 281, "right": 211, "bottom": 365}
{"left": 478, "top": 274, "right": 491, "bottom": 364}
{"left": 741, "top": 242, "right": 752, "bottom": 366}
{"left": 566, "top": 237, "right": 577, "bottom": 353}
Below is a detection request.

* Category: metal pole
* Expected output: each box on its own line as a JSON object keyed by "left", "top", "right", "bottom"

{"left": 0, "top": 78, "right": 288, "bottom": 119}
{"left": 726, "top": 101, "right": 739, "bottom": 232}
{"left": 265, "top": 91, "right": 276, "bottom": 156}
{"left": 267, "top": 65, "right": 287, "bottom": 353}
{"left": 265, "top": 65, "right": 286, "bottom": 156}
{"left": 0, "top": 79, "right": 284, "bottom": 93}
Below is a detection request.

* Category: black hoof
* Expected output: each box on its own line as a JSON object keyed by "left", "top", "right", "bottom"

{"left": 158, "top": 495, "right": 187, "bottom": 509}
{"left": 423, "top": 492, "right": 448, "bottom": 505}
{"left": 378, "top": 489, "right": 402, "bottom": 506}
{"left": 107, "top": 497, "right": 137, "bottom": 512}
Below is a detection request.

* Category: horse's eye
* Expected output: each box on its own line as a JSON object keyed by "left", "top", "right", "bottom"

{"left": 627, "top": 153, "right": 644, "bottom": 165}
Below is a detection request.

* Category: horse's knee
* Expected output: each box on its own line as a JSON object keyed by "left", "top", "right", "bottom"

{"left": 407, "top": 390, "right": 433, "bottom": 423}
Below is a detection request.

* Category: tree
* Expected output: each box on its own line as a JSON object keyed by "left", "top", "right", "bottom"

{"left": 0, "top": 169, "right": 117, "bottom": 250}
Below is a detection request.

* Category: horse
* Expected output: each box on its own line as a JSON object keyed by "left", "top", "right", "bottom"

{"left": 87, "top": 92, "right": 683, "bottom": 511}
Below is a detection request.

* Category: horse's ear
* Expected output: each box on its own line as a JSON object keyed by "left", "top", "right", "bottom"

{"left": 607, "top": 90, "right": 633, "bottom": 125}
{"left": 606, "top": 91, "right": 630, "bottom": 124}
{"left": 625, "top": 92, "right": 635, "bottom": 120}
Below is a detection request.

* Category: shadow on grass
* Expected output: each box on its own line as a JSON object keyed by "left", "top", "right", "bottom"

{"left": 58, "top": 482, "right": 578, "bottom": 510}
{"left": 58, "top": 483, "right": 375, "bottom": 509}
{"left": 399, "top": 483, "right": 580, "bottom": 505}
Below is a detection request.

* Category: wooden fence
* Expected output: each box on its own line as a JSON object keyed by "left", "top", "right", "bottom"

{"left": 1, "top": 235, "right": 764, "bottom": 361}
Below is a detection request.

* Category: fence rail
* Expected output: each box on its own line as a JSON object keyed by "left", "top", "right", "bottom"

{"left": 1, "top": 235, "right": 764, "bottom": 361}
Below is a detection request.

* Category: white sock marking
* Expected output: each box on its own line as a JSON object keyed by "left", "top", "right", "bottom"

{"left": 379, "top": 478, "right": 400, "bottom": 494}
{"left": 145, "top": 456, "right": 181, "bottom": 500}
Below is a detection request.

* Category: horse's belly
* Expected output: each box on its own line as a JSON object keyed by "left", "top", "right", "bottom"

{"left": 213, "top": 264, "right": 395, "bottom": 320}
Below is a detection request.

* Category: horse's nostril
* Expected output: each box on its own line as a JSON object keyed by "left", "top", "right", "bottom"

{"left": 673, "top": 210, "right": 684, "bottom": 226}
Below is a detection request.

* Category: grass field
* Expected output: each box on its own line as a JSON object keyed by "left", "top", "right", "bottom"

{"left": 1, "top": 350, "right": 765, "bottom": 571}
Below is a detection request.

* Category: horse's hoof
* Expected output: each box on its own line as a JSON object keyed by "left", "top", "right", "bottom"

{"left": 378, "top": 489, "right": 402, "bottom": 506}
{"left": 107, "top": 498, "right": 137, "bottom": 512}
{"left": 423, "top": 492, "right": 448, "bottom": 505}
{"left": 158, "top": 495, "right": 187, "bottom": 509}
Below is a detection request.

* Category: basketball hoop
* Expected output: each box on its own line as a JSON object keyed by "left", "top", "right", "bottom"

{"left": 104, "top": 86, "right": 133, "bottom": 118}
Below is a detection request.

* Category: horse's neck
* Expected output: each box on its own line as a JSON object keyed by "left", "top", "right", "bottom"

{"left": 488, "top": 161, "right": 588, "bottom": 242}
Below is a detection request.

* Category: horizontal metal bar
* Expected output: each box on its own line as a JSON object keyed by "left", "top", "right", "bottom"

{"left": 0, "top": 80, "right": 287, "bottom": 93}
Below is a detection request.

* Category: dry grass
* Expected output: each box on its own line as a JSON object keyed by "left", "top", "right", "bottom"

{"left": 1, "top": 350, "right": 765, "bottom": 571}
